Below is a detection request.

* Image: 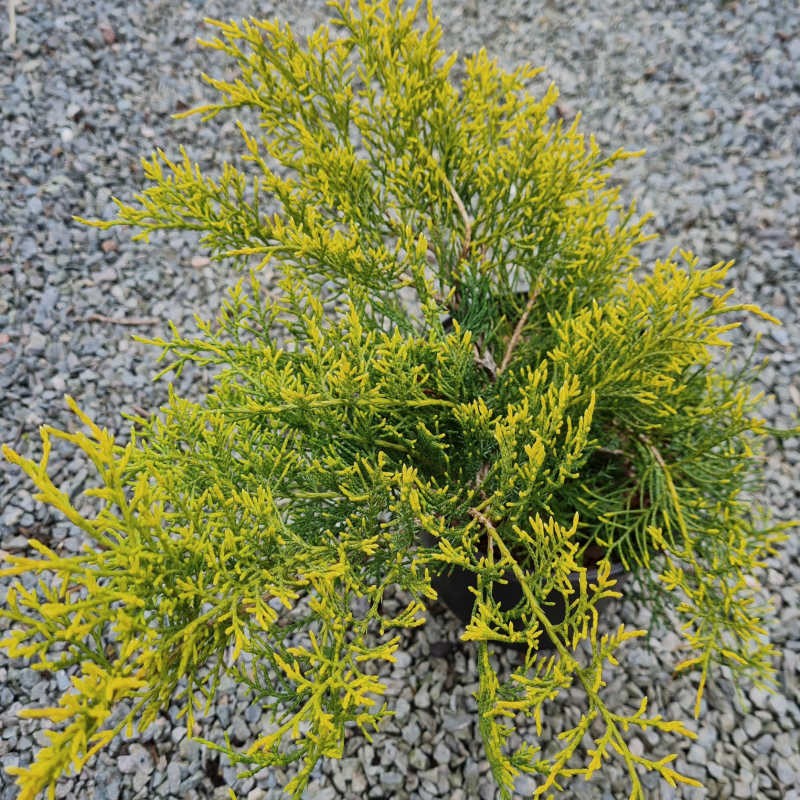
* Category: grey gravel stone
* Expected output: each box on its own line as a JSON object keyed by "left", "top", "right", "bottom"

{"left": 687, "top": 744, "right": 707, "bottom": 767}
{"left": 170, "top": 725, "right": 187, "bottom": 744}
{"left": 178, "top": 736, "right": 201, "bottom": 762}
{"left": 442, "top": 711, "right": 472, "bottom": 733}
{"left": 628, "top": 736, "right": 644, "bottom": 758}
{"left": 514, "top": 774, "right": 537, "bottom": 795}
{"left": 229, "top": 717, "right": 250, "bottom": 745}
{"left": 413, "top": 686, "right": 431, "bottom": 709}
{"left": 244, "top": 704, "right": 261, "bottom": 725}
{"left": 408, "top": 747, "right": 428, "bottom": 771}
{"left": 750, "top": 687, "right": 771, "bottom": 710}
{"left": 402, "top": 719, "right": 422, "bottom": 746}
{"left": 432, "top": 741, "right": 451, "bottom": 766}
{"left": 165, "top": 761, "right": 182, "bottom": 794}
{"left": 768, "top": 692, "right": 789, "bottom": 716}
{"left": 776, "top": 760, "right": 798, "bottom": 786}
{"left": 379, "top": 771, "right": 404, "bottom": 790}
{"left": 744, "top": 715, "right": 763, "bottom": 739}
{"left": 393, "top": 651, "right": 413, "bottom": 670}
{"left": 755, "top": 733, "right": 775, "bottom": 755}
{"left": 117, "top": 743, "right": 153, "bottom": 775}
{"left": 775, "top": 732, "right": 795, "bottom": 758}
{"left": 394, "top": 696, "right": 412, "bottom": 723}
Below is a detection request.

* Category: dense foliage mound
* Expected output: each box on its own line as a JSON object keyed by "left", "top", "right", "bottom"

{"left": 2, "top": 2, "right": 790, "bottom": 797}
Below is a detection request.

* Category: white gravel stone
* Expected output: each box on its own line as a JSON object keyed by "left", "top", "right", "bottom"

{"left": 776, "top": 759, "right": 798, "bottom": 786}
{"left": 775, "top": 732, "right": 795, "bottom": 758}
{"left": 117, "top": 743, "right": 153, "bottom": 775}
{"left": 628, "top": 736, "right": 644, "bottom": 758}
{"left": 768, "top": 692, "right": 789, "bottom": 716}
{"left": 744, "top": 715, "right": 763, "bottom": 738}
{"left": 686, "top": 744, "right": 707, "bottom": 766}
{"left": 414, "top": 686, "right": 431, "bottom": 709}
{"left": 393, "top": 651, "right": 413, "bottom": 670}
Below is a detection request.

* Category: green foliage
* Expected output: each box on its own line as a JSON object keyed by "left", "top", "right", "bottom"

{"left": 2, "top": 1, "right": 793, "bottom": 798}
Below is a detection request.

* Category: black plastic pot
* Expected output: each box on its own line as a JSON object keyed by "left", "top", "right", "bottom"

{"left": 431, "top": 558, "right": 627, "bottom": 651}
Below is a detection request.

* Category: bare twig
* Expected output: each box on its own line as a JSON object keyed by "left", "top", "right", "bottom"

{"left": 498, "top": 289, "right": 539, "bottom": 376}
{"left": 594, "top": 446, "right": 627, "bottom": 458}
{"left": 472, "top": 461, "right": 491, "bottom": 497}
{"left": 468, "top": 508, "right": 497, "bottom": 567}
{"left": 638, "top": 433, "right": 667, "bottom": 469}
{"left": 473, "top": 335, "right": 498, "bottom": 380}
{"left": 81, "top": 314, "right": 160, "bottom": 326}
{"left": 468, "top": 506, "right": 496, "bottom": 533}
{"left": 441, "top": 174, "right": 473, "bottom": 262}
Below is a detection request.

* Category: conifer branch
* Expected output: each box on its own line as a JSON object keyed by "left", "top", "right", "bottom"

{"left": 638, "top": 432, "right": 689, "bottom": 540}
{"left": 467, "top": 507, "right": 565, "bottom": 651}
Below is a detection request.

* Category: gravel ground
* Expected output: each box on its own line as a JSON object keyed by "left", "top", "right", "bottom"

{"left": 1, "top": 1, "right": 799, "bottom": 798}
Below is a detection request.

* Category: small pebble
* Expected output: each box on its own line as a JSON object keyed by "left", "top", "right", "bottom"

{"left": 414, "top": 687, "right": 431, "bottom": 709}
{"left": 117, "top": 743, "right": 153, "bottom": 775}
{"left": 433, "top": 741, "right": 451, "bottom": 765}
{"left": 745, "top": 714, "right": 764, "bottom": 739}
{"left": 687, "top": 744, "right": 707, "bottom": 766}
